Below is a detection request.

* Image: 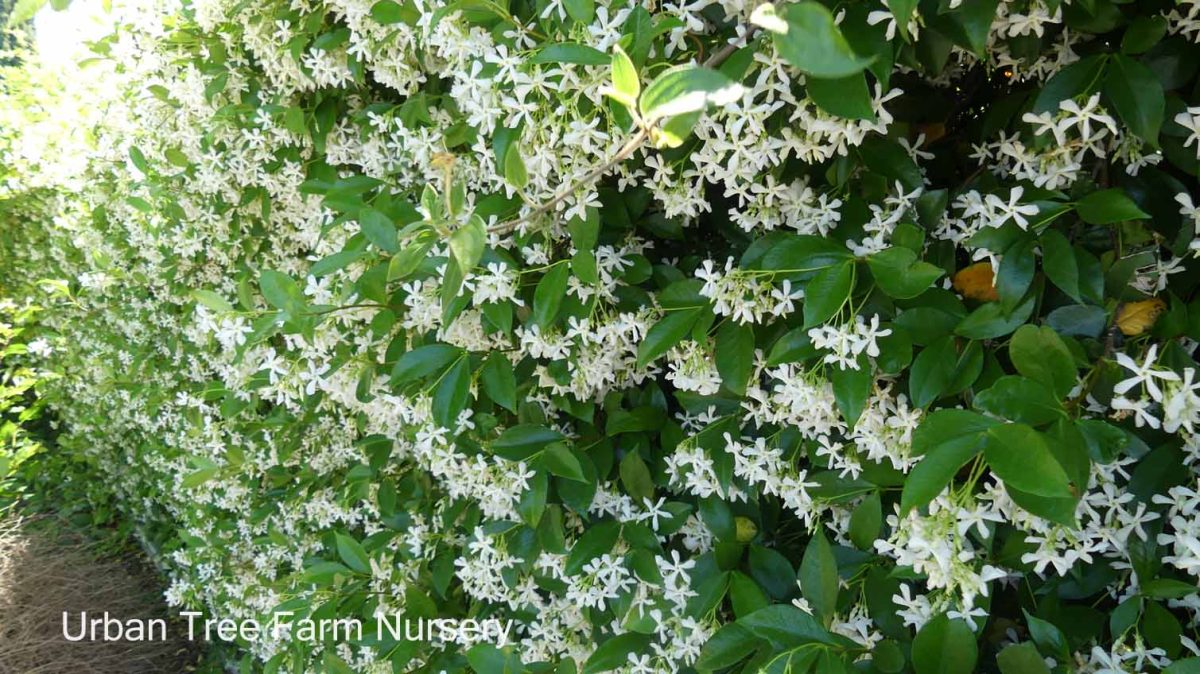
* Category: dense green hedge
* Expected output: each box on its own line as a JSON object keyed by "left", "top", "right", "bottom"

{"left": 4, "top": 0, "right": 1200, "bottom": 672}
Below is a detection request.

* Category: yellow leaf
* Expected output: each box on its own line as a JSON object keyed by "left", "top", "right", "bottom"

{"left": 952, "top": 262, "right": 999, "bottom": 302}
{"left": 1116, "top": 298, "right": 1165, "bottom": 336}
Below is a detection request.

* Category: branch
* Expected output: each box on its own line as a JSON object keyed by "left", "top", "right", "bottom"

{"left": 488, "top": 30, "right": 758, "bottom": 236}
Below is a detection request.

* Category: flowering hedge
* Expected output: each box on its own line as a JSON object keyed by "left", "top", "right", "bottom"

{"left": 5, "top": 0, "right": 1200, "bottom": 671}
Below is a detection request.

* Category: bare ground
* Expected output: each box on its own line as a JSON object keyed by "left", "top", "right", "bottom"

{"left": 0, "top": 517, "right": 205, "bottom": 673}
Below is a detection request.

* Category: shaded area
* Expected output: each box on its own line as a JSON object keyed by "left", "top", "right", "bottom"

{"left": 0, "top": 517, "right": 203, "bottom": 674}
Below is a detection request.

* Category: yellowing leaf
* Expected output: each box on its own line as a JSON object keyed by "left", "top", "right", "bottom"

{"left": 953, "top": 262, "right": 999, "bottom": 302}
{"left": 1116, "top": 298, "right": 1165, "bottom": 336}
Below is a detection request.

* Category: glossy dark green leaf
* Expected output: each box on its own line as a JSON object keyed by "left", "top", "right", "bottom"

{"left": 480, "top": 352, "right": 517, "bottom": 412}
{"left": 868, "top": 247, "right": 944, "bottom": 300}
{"left": 637, "top": 308, "right": 703, "bottom": 367}
{"left": 765, "top": 1, "right": 874, "bottom": 78}
{"left": 564, "top": 520, "right": 621, "bottom": 575}
{"left": 996, "top": 643, "right": 1050, "bottom": 674}
{"left": 807, "top": 72, "right": 875, "bottom": 120}
{"left": 1076, "top": 188, "right": 1151, "bottom": 224}
{"left": 532, "top": 263, "right": 570, "bottom": 327}
{"left": 848, "top": 492, "right": 882, "bottom": 550}
{"left": 912, "top": 614, "right": 977, "bottom": 674}
{"left": 1104, "top": 54, "right": 1165, "bottom": 147}
{"left": 901, "top": 410, "right": 998, "bottom": 513}
{"left": 1009, "top": 325, "right": 1076, "bottom": 399}
{"left": 493, "top": 424, "right": 566, "bottom": 461}
{"left": 432, "top": 357, "right": 470, "bottom": 429}
{"left": 974, "top": 376, "right": 1065, "bottom": 425}
{"left": 715, "top": 321, "right": 755, "bottom": 395}
{"left": 799, "top": 530, "right": 838, "bottom": 622}
{"left": 803, "top": 260, "right": 854, "bottom": 327}
{"left": 983, "top": 423, "right": 1073, "bottom": 498}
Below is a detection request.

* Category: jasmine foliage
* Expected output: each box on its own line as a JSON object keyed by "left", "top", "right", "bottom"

{"left": 5, "top": 0, "right": 1200, "bottom": 672}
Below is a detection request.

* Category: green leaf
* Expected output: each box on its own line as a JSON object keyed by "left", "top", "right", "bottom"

{"left": 370, "top": 0, "right": 410, "bottom": 24}
{"left": 873, "top": 639, "right": 906, "bottom": 674}
{"left": 1104, "top": 54, "right": 1165, "bottom": 147}
{"left": 531, "top": 43, "right": 610, "bottom": 65}
{"left": 619, "top": 450, "right": 655, "bottom": 503}
{"left": 1142, "top": 578, "right": 1200, "bottom": 599}
{"left": 1024, "top": 611, "right": 1069, "bottom": 662}
{"left": 638, "top": 308, "right": 703, "bottom": 367}
{"left": 936, "top": 0, "right": 999, "bottom": 55}
{"left": 1009, "top": 325, "right": 1076, "bottom": 398}
{"left": 181, "top": 465, "right": 218, "bottom": 489}
{"left": 359, "top": 208, "right": 399, "bottom": 253}
{"left": 568, "top": 209, "right": 600, "bottom": 251}
{"left": 807, "top": 73, "right": 875, "bottom": 120}
{"left": 748, "top": 545, "right": 795, "bottom": 600}
{"left": 729, "top": 571, "right": 771, "bottom": 617}
{"left": 1039, "top": 230, "right": 1080, "bottom": 302}
{"left": 848, "top": 492, "right": 882, "bottom": 550}
{"left": 607, "top": 406, "right": 666, "bottom": 434}
{"left": 466, "top": 645, "right": 514, "bottom": 674}
{"left": 758, "top": 1, "right": 874, "bottom": 78}
{"left": 191, "top": 289, "right": 234, "bottom": 313}
{"left": 392, "top": 344, "right": 460, "bottom": 387}
{"left": 563, "top": 0, "right": 593, "bottom": 23}
{"left": 799, "top": 530, "right": 838, "bottom": 622}
{"left": 715, "top": 321, "right": 754, "bottom": 395}
{"left": 493, "top": 424, "right": 565, "bottom": 461}
{"left": 696, "top": 623, "right": 757, "bottom": 671}
{"left": 1110, "top": 596, "right": 1143, "bottom": 639}
{"left": 480, "top": 352, "right": 517, "bottom": 412}
{"left": 1142, "top": 601, "right": 1182, "bottom": 657}
{"left": 955, "top": 288, "right": 1037, "bottom": 340}
{"left": 638, "top": 65, "right": 744, "bottom": 121}
{"left": 583, "top": 633, "right": 652, "bottom": 674}
{"left": 503, "top": 145, "right": 528, "bottom": 190}
{"left": 259, "top": 270, "right": 304, "bottom": 314}
{"left": 912, "top": 615, "right": 977, "bottom": 674}
{"left": 901, "top": 410, "right": 998, "bottom": 513}
{"left": 830, "top": 358, "right": 872, "bottom": 427}
{"left": 388, "top": 236, "right": 435, "bottom": 281}
{"left": 1075, "top": 188, "right": 1150, "bottom": 224}
{"left": 737, "top": 604, "right": 839, "bottom": 647}
{"left": 1122, "top": 15, "right": 1167, "bottom": 55}
{"left": 756, "top": 233, "right": 854, "bottom": 272}
{"left": 432, "top": 357, "right": 470, "bottom": 429}
{"left": 803, "top": 260, "right": 853, "bottom": 327}
{"left": 767, "top": 327, "right": 819, "bottom": 365}
{"left": 323, "top": 653, "right": 355, "bottom": 674}
{"left": 449, "top": 215, "right": 486, "bottom": 274}
{"left": 1165, "top": 659, "right": 1200, "bottom": 674}
{"left": 335, "top": 533, "right": 370, "bottom": 574}
{"left": 7, "top": 0, "right": 48, "bottom": 27}
{"left": 1031, "top": 55, "right": 1106, "bottom": 114}
{"left": 995, "top": 238, "right": 1035, "bottom": 311}
{"left": 996, "top": 643, "right": 1050, "bottom": 674}
{"left": 868, "top": 248, "right": 943, "bottom": 300}
{"left": 544, "top": 443, "right": 586, "bottom": 482}
{"left": 533, "top": 263, "right": 570, "bottom": 327}
{"left": 518, "top": 470, "right": 548, "bottom": 528}
{"left": 908, "top": 335, "right": 958, "bottom": 407}
{"left": 1047, "top": 304, "right": 1108, "bottom": 338}
{"left": 983, "top": 423, "right": 1073, "bottom": 498}
{"left": 606, "top": 46, "right": 640, "bottom": 107}
{"left": 564, "top": 520, "right": 621, "bottom": 574}
{"left": 974, "top": 376, "right": 1064, "bottom": 425}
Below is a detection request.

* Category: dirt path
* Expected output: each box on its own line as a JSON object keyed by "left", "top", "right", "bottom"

{"left": 0, "top": 517, "right": 205, "bottom": 673}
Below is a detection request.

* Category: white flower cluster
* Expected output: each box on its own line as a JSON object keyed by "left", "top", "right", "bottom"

{"left": 4, "top": 0, "right": 1200, "bottom": 669}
